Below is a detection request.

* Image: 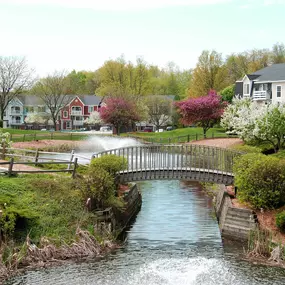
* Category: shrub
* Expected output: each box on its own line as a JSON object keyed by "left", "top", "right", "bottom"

{"left": 90, "top": 154, "right": 127, "bottom": 176}
{"left": 276, "top": 211, "right": 285, "bottom": 232}
{"left": 234, "top": 153, "right": 285, "bottom": 209}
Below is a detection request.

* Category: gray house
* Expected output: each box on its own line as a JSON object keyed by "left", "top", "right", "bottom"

{"left": 235, "top": 63, "right": 285, "bottom": 104}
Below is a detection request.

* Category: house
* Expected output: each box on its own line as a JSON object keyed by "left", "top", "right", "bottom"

{"left": 235, "top": 63, "right": 285, "bottom": 104}
{"left": 59, "top": 95, "right": 102, "bottom": 130}
{"left": 3, "top": 94, "right": 102, "bottom": 130}
{"left": 3, "top": 98, "right": 24, "bottom": 128}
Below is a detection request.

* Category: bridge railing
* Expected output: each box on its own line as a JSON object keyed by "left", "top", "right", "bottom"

{"left": 92, "top": 144, "right": 241, "bottom": 177}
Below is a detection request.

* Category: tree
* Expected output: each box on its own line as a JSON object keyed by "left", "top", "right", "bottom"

{"left": 0, "top": 57, "right": 34, "bottom": 126}
{"left": 32, "top": 71, "right": 70, "bottom": 130}
{"left": 100, "top": 97, "right": 140, "bottom": 135}
{"left": 220, "top": 85, "right": 235, "bottom": 103}
{"left": 84, "top": 111, "right": 102, "bottom": 128}
{"left": 271, "top": 42, "right": 285, "bottom": 64}
{"left": 221, "top": 98, "right": 285, "bottom": 152}
{"left": 145, "top": 95, "right": 173, "bottom": 129}
{"left": 176, "top": 90, "right": 226, "bottom": 137}
{"left": 188, "top": 50, "right": 225, "bottom": 98}
{"left": 24, "top": 113, "right": 46, "bottom": 129}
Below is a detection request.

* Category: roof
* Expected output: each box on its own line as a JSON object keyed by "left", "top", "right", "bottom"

{"left": 250, "top": 63, "right": 285, "bottom": 82}
{"left": 17, "top": 94, "right": 102, "bottom": 106}
{"left": 77, "top": 95, "right": 102, "bottom": 105}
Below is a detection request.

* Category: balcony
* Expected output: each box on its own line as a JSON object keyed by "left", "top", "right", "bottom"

{"left": 10, "top": 120, "right": 22, "bottom": 125}
{"left": 10, "top": 110, "right": 21, "bottom": 115}
{"left": 252, "top": 90, "right": 271, "bottom": 101}
{"left": 71, "top": 110, "right": 82, "bottom": 116}
{"left": 73, "top": 120, "right": 84, "bottom": 126}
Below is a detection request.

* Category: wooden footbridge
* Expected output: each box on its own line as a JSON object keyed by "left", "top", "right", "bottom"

{"left": 92, "top": 144, "right": 241, "bottom": 185}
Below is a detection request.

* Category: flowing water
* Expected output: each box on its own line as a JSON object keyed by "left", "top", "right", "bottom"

{"left": 6, "top": 180, "right": 285, "bottom": 285}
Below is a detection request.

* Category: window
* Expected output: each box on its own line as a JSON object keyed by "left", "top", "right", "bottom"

{"left": 277, "top": 85, "right": 282, "bottom": 98}
{"left": 88, "top": 106, "right": 93, "bottom": 113}
{"left": 72, "top": 106, "right": 81, "bottom": 111}
{"left": 244, "top": 83, "right": 250, "bottom": 95}
{"left": 63, "top": 111, "right": 68, "bottom": 118}
{"left": 66, "top": 121, "right": 71, "bottom": 128}
{"left": 38, "top": 106, "right": 46, "bottom": 112}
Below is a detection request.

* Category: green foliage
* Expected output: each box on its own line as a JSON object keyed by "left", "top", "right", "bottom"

{"left": 234, "top": 153, "right": 285, "bottom": 209}
{"left": 90, "top": 154, "right": 127, "bottom": 176}
{"left": 220, "top": 85, "right": 235, "bottom": 103}
{"left": 276, "top": 211, "right": 285, "bottom": 232}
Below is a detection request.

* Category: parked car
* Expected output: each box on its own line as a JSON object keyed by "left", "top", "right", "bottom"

{"left": 100, "top": 126, "right": 111, "bottom": 132}
{"left": 166, "top": 126, "right": 174, "bottom": 131}
{"left": 143, "top": 127, "right": 153, "bottom": 132}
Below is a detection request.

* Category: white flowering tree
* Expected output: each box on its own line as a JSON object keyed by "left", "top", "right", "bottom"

{"left": 25, "top": 113, "right": 46, "bottom": 129}
{"left": 0, "top": 130, "right": 12, "bottom": 159}
{"left": 84, "top": 111, "right": 102, "bottom": 127}
{"left": 221, "top": 98, "right": 285, "bottom": 152}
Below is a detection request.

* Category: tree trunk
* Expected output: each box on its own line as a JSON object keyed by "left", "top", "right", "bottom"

{"left": 203, "top": 128, "right": 207, "bottom": 138}
{"left": 0, "top": 107, "right": 4, "bottom": 128}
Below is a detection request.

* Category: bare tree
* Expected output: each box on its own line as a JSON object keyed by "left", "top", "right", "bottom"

{"left": 0, "top": 56, "right": 34, "bottom": 126}
{"left": 145, "top": 95, "right": 173, "bottom": 130}
{"left": 32, "top": 71, "right": 70, "bottom": 130}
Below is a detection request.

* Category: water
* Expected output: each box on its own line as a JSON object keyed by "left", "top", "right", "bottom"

{"left": 39, "top": 136, "right": 141, "bottom": 163}
{"left": 6, "top": 180, "right": 285, "bottom": 285}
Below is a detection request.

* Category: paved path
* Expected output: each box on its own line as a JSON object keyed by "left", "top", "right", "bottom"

{"left": 190, "top": 138, "right": 243, "bottom": 149}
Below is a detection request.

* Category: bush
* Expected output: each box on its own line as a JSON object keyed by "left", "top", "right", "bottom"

{"left": 234, "top": 153, "right": 285, "bottom": 209}
{"left": 90, "top": 154, "right": 127, "bottom": 176}
{"left": 276, "top": 211, "right": 285, "bottom": 232}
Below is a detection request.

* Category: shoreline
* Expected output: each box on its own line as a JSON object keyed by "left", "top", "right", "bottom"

{"left": 0, "top": 238, "right": 120, "bottom": 284}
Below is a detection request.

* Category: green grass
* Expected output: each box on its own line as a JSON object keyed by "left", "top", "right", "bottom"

{"left": 0, "top": 175, "right": 95, "bottom": 244}
{"left": 124, "top": 127, "right": 235, "bottom": 143}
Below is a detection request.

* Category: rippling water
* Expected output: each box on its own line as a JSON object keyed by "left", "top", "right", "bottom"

{"left": 6, "top": 180, "right": 285, "bottom": 285}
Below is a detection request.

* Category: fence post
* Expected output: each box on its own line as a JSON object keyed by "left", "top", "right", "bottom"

{"left": 72, "top": 157, "right": 78, "bottom": 178}
{"left": 34, "top": 133, "right": 36, "bottom": 141}
{"left": 23, "top": 134, "right": 26, "bottom": 142}
{"left": 34, "top": 148, "right": 39, "bottom": 166}
{"left": 168, "top": 137, "right": 171, "bottom": 144}
{"left": 68, "top": 149, "right": 75, "bottom": 170}
{"left": 187, "top": 134, "right": 190, "bottom": 143}
{"left": 212, "top": 132, "right": 214, "bottom": 139}
{"left": 195, "top": 133, "right": 198, "bottom": 141}
{"left": 8, "top": 158, "right": 14, "bottom": 177}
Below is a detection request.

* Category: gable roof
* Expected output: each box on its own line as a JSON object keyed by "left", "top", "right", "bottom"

{"left": 250, "top": 63, "right": 285, "bottom": 82}
{"left": 78, "top": 95, "right": 102, "bottom": 105}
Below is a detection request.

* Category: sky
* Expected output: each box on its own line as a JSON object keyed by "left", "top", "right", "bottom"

{"left": 1, "top": 0, "right": 285, "bottom": 76}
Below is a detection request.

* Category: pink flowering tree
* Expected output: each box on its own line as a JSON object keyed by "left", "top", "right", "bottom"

{"left": 100, "top": 97, "right": 141, "bottom": 135}
{"left": 176, "top": 90, "right": 226, "bottom": 137}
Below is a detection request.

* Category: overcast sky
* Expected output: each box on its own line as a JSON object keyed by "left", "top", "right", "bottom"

{"left": 1, "top": 0, "right": 285, "bottom": 76}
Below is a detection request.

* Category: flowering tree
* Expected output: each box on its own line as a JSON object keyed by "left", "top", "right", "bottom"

{"left": 176, "top": 90, "right": 226, "bottom": 137}
{"left": 84, "top": 111, "right": 102, "bottom": 126}
{"left": 25, "top": 113, "right": 46, "bottom": 125}
{"left": 221, "top": 98, "right": 285, "bottom": 152}
{"left": 99, "top": 97, "right": 141, "bottom": 135}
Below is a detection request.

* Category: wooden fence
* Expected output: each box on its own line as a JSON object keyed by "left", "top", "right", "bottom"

{"left": 0, "top": 147, "right": 91, "bottom": 177}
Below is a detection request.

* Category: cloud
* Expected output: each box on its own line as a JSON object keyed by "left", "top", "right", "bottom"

{"left": 0, "top": 0, "right": 232, "bottom": 11}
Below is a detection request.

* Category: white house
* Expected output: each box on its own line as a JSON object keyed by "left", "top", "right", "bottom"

{"left": 235, "top": 63, "right": 285, "bottom": 104}
{"left": 3, "top": 98, "right": 24, "bottom": 128}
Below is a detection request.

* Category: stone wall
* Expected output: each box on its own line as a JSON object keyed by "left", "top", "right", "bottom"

{"left": 94, "top": 183, "right": 142, "bottom": 236}
{"left": 215, "top": 186, "right": 258, "bottom": 241}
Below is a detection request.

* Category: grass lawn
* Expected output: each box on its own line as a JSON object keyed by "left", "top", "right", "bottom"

{"left": 125, "top": 127, "right": 233, "bottom": 143}
{"left": 2, "top": 127, "right": 234, "bottom": 143}
{"left": 1, "top": 128, "right": 89, "bottom": 142}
